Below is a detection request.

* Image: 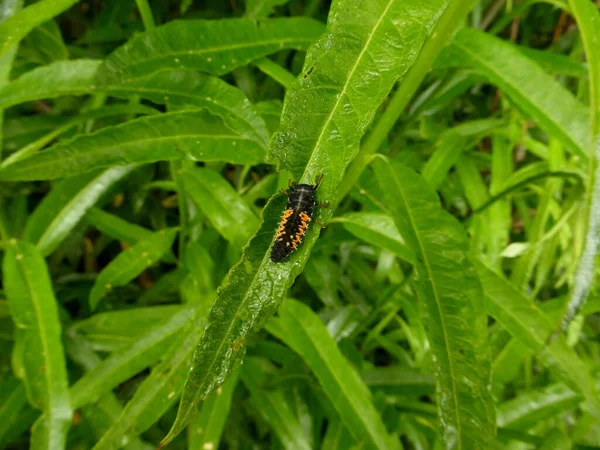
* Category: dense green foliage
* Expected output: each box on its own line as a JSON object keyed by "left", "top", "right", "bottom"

{"left": 0, "top": 0, "right": 599, "bottom": 449}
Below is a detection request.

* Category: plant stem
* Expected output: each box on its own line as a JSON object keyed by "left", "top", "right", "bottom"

{"left": 135, "top": 0, "right": 156, "bottom": 30}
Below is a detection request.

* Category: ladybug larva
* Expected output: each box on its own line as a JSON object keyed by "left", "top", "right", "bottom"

{"left": 270, "top": 174, "right": 326, "bottom": 262}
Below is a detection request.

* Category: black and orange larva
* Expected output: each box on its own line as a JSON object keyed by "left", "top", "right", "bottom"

{"left": 270, "top": 174, "right": 325, "bottom": 262}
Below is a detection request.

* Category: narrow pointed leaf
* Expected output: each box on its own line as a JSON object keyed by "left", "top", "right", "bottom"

{"left": 267, "top": 299, "right": 398, "bottom": 450}
{"left": 0, "top": 0, "right": 78, "bottom": 57}
{"left": 474, "top": 259, "right": 600, "bottom": 421}
{"left": 97, "top": 17, "right": 325, "bottom": 84}
{"left": 69, "top": 306, "right": 195, "bottom": 409}
{"left": 437, "top": 28, "right": 590, "bottom": 160}
{"left": 24, "top": 166, "right": 137, "bottom": 257}
{"left": 0, "top": 110, "right": 265, "bottom": 181}
{"left": 182, "top": 167, "right": 260, "bottom": 248}
{"left": 371, "top": 156, "right": 496, "bottom": 449}
{"left": 89, "top": 228, "right": 178, "bottom": 309}
{"left": 0, "top": 60, "right": 101, "bottom": 109}
{"left": 163, "top": 0, "right": 454, "bottom": 445}
{"left": 3, "top": 240, "right": 72, "bottom": 449}
{"left": 104, "top": 69, "right": 270, "bottom": 148}
{"left": 92, "top": 308, "right": 205, "bottom": 450}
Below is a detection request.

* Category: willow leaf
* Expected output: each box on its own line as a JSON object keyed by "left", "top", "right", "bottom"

{"left": 104, "top": 69, "right": 269, "bottom": 148}
{"left": 182, "top": 166, "right": 259, "bottom": 248}
{"left": 437, "top": 28, "right": 590, "bottom": 160}
{"left": 267, "top": 299, "right": 398, "bottom": 450}
{"left": 89, "top": 228, "right": 178, "bottom": 310}
{"left": 24, "top": 166, "right": 137, "bottom": 257}
{"left": 0, "top": 0, "right": 77, "bottom": 58}
{"left": 3, "top": 240, "right": 72, "bottom": 450}
{"left": 0, "top": 59, "right": 101, "bottom": 109}
{"left": 371, "top": 157, "right": 496, "bottom": 450}
{"left": 97, "top": 17, "right": 325, "bottom": 84}
{"left": 162, "top": 1, "right": 453, "bottom": 445}
{"left": 0, "top": 110, "right": 265, "bottom": 181}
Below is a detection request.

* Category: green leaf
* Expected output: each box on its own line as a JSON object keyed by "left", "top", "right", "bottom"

{"left": 104, "top": 69, "right": 270, "bottom": 148}
{"left": 97, "top": 17, "right": 326, "bottom": 84}
{"left": 182, "top": 166, "right": 260, "bottom": 248}
{"left": 270, "top": 0, "right": 450, "bottom": 185}
{"left": 331, "top": 212, "right": 415, "bottom": 263}
{"left": 89, "top": 228, "right": 178, "bottom": 309}
{"left": 3, "top": 240, "right": 72, "bottom": 449}
{"left": 163, "top": 0, "right": 453, "bottom": 444}
{"left": 0, "top": 60, "right": 101, "bottom": 109}
{"left": 371, "top": 157, "right": 496, "bottom": 449}
{"left": 474, "top": 259, "right": 600, "bottom": 421}
{"left": 91, "top": 308, "right": 205, "bottom": 450}
{"left": 69, "top": 306, "right": 195, "bottom": 409}
{"left": 24, "top": 166, "right": 137, "bottom": 256}
{"left": 437, "top": 28, "right": 590, "bottom": 160}
{"left": 267, "top": 299, "right": 398, "bottom": 450}
{"left": 0, "top": 0, "right": 78, "bottom": 58}
{"left": 0, "top": 110, "right": 266, "bottom": 181}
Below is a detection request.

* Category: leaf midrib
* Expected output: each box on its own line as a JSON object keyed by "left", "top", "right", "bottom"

{"left": 300, "top": 0, "right": 396, "bottom": 183}
{"left": 386, "top": 166, "right": 463, "bottom": 448}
